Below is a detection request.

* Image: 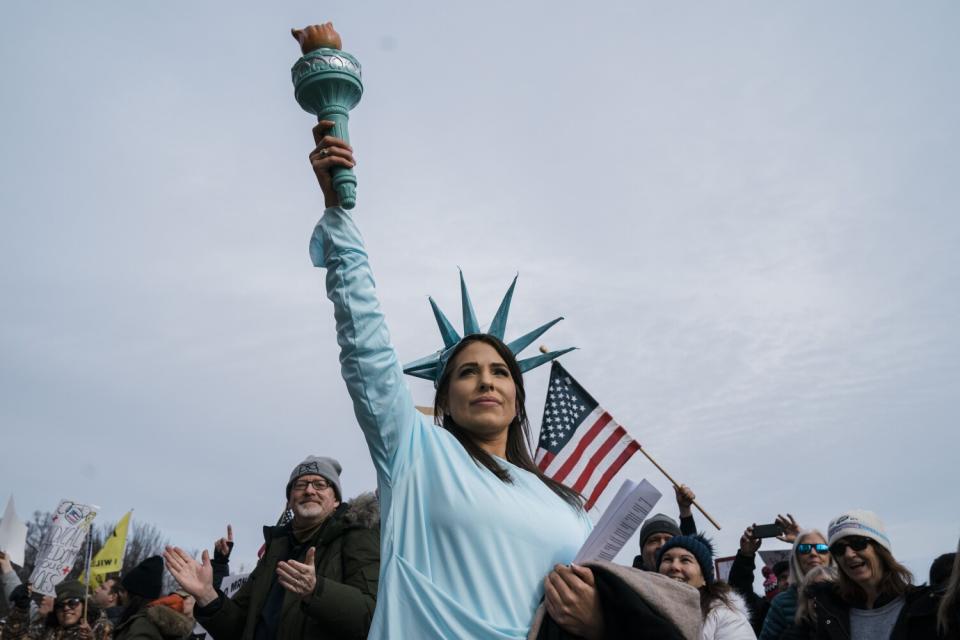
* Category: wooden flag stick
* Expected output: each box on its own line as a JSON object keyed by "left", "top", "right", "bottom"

{"left": 636, "top": 446, "right": 721, "bottom": 531}
{"left": 538, "top": 345, "right": 722, "bottom": 531}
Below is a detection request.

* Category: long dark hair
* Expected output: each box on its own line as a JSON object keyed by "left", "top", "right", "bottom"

{"left": 699, "top": 582, "right": 737, "bottom": 618}
{"left": 836, "top": 541, "right": 913, "bottom": 607}
{"left": 939, "top": 539, "right": 960, "bottom": 634}
{"left": 433, "top": 334, "right": 583, "bottom": 510}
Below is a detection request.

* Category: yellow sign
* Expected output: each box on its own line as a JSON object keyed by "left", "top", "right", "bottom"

{"left": 83, "top": 511, "right": 132, "bottom": 588}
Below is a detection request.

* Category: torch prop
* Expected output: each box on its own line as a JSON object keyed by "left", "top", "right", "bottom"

{"left": 291, "top": 23, "right": 363, "bottom": 209}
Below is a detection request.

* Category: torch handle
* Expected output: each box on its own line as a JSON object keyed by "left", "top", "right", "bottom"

{"left": 318, "top": 110, "right": 357, "bottom": 209}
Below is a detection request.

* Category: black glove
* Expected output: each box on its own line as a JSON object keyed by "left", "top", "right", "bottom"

{"left": 213, "top": 540, "right": 234, "bottom": 565}
{"left": 9, "top": 584, "right": 31, "bottom": 609}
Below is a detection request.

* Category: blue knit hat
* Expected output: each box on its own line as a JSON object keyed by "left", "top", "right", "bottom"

{"left": 655, "top": 534, "right": 716, "bottom": 584}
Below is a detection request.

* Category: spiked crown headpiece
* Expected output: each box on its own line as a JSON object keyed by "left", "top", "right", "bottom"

{"left": 402, "top": 272, "right": 575, "bottom": 386}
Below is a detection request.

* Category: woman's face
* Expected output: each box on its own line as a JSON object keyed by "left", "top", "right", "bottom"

{"left": 658, "top": 547, "right": 706, "bottom": 588}
{"left": 834, "top": 537, "right": 885, "bottom": 590}
{"left": 797, "top": 533, "right": 830, "bottom": 575}
{"left": 443, "top": 341, "right": 517, "bottom": 443}
{"left": 54, "top": 598, "right": 83, "bottom": 627}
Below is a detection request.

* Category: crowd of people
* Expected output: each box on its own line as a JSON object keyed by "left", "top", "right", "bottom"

{"left": 2, "top": 114, "right": 958, "bottom": 640}
{"left": 2, "top": 480, "right": 957, "bottom": 640}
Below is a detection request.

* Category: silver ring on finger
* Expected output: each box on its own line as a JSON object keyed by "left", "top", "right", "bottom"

{"left": 319, "top": 148, "right": 330, "bottom": 158}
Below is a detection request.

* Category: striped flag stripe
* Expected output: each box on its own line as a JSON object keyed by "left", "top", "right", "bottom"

{"left": 546, "top": 410, "right": 612, "bottom": 482}
{"left": 536, "top": 449, "right": 555, "bottom": 470}
{"left": 570, "top": 425, "right": 629, "bottom": 493}
{"left": 584, "top": 440, "right": 642, "bottom": 509}
{"left": 548, "top": 414, "right": 621, "bottom": 487}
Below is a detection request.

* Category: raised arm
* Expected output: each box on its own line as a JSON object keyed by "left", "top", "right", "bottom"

{"left": 307, "top": 122, "right": 418, "bottom": 483}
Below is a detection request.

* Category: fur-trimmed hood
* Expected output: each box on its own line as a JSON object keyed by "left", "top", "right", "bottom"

{"left": 339, "top": 491, "right": 380, "bottom": 529}
{"left": 144, "top": 604, "right": 195, "bottom": 638}
{"left": 263, "top": 491, "right": 380, "bottom": 544}
{"left": 116, "top": 604, "right": 194, "bottom": 640}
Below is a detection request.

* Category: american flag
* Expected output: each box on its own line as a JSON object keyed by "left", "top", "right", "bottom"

{"left": 535, "top": 361, "right": 640, "bottom": 510}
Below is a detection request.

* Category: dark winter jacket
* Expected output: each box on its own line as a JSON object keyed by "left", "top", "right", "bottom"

{"left": 728, "top": 550, "right": 770, "bottom": 635}
{"left": 803, "top": 582, "right": 959, "bottom": 640}
{"left": 632, "top": 515, "right": 699, "bottom": 571}
{"left": 529, "top": 561, "right": 702, "bottom": 640}
{"left": 759, "top": 586, "right": 798, "bottom": 640}
{"left": 113, "top": 605, "right": 193, "bottom": 640}
{"left": 194, "top": 493, "right": 379, "bottom": 640}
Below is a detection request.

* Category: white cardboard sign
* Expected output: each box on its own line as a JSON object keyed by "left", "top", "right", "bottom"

{"left": 28, "top": 500, "right": 98, "bottom": 596}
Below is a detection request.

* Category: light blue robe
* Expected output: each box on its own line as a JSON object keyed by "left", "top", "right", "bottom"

{"left": 310, "top": 207, "right": 592, "bottom": 639}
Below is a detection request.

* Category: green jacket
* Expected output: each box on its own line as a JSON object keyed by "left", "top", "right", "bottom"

{"left": 196, "top": 493, "right": 379, "bottom": 640}
{"left": 113, "top": 605, "right": 193, "bottom": 640}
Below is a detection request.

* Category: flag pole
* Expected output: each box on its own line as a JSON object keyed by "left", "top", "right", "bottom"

{"left": 538, "top": 346, "right": 722, "bottom": 531}
{"left": 82, "top": 524, "right": 94, "bottom": 622}
{"left": 635, "top": 446, "right": 721, "bottom": 530}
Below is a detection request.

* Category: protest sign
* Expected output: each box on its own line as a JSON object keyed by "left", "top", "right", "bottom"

{"left": 759, "top": 548, "right": 792, "bottom": 569}
{"left": 0, "top": 496, "right": 28, "bottom": 567}
{"left": 714, "top": 555, "right": 737, "bottom": 583}
{"left": 29, "top": 500, "right": 98, "bottom": 596}
{"left": 220, "top": 572, "right": 251, "bottom": 599}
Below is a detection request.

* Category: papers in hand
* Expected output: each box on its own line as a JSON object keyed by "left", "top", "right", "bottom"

{"left": 574, "top": 479, "right": 662, "bottom": 564}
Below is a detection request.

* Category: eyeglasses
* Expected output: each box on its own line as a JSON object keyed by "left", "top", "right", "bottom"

{"left": 55, "top": 598, "right": 82, "bottom": 610}
{"left": 797, "top": 543, "right": 829, "bottom": 555}
{"left": 829, "top": 536, "right": 871, "bottom": 556}
{"left": 292, "top": 479, "right": 332, "bottom": 493}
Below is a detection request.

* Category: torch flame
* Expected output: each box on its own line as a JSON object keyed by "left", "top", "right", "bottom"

{"left": 291, "top": 22, "right": 343, "bottom": 54}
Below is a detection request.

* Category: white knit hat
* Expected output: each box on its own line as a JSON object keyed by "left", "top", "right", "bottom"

{"left": 827, "top": 509, "right": 891, "bottom": 552}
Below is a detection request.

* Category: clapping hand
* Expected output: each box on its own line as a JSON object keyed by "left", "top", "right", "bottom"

{"left": 277, "top": 547, "right": 318, "bottom": 600}
{"left": 164, "top": 546, "right": 218, "bottom": 607}
{"left": 0, "top": 551, "right": 13, "bottom": 575}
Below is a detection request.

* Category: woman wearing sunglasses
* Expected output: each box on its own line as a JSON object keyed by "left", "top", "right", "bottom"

{"left": 5, "top": 580, "right": 110, "bottom": 640}
{"left": 803, "top": 510, "right": 957, "bottom": 640}
{"left": 758, "top": 530, "right": 833, "bottom": 640}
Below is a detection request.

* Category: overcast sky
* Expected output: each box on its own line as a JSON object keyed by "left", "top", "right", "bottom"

{"left": 2, "top": 1, "right": 958, "bottom": 585}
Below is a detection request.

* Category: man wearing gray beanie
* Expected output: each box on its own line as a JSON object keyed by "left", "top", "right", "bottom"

{"left": 632, "top": 484, "right": 699, "bottom": 571}
{"left": 166, "top": 455, "right": 381, "bottom": 639}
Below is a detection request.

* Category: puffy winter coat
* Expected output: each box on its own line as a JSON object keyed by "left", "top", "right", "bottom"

{"left": 702, "top": 591, "right": 757, "bottom": 640}
{"left": 759, "top": 587, "right": 798, "bottom": 640}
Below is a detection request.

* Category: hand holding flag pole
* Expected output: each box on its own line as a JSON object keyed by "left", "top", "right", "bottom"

{"left": 535, "top": 346, "right": 721, "bottom": 531}
{"left": 632, "top": 444, "right": 721, "bottom": 531}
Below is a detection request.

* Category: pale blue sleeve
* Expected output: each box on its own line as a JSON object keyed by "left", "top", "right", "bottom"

{"left": 309, "top": 206, "right": 417, "bottom": 485}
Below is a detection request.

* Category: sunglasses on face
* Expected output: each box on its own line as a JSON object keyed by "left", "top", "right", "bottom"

{"left": 797, "top": 543, "right": 830, "bottom": 555}
{"left": 829, "top": 536, "right": 871, "bottom": 556}
{"left": 55, "top": 598, "right": 82, "bottom": 610}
